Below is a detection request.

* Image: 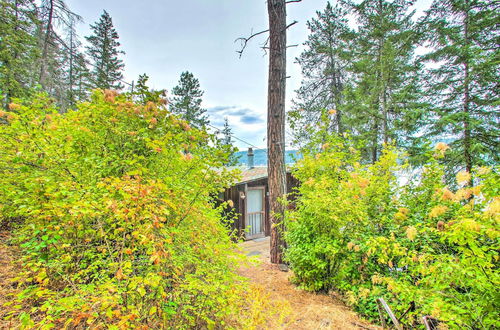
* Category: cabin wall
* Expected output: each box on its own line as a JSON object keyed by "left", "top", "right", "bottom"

{"left": 225, "top": 173, "right": 299, "bottom": 240}
{"left": 222, "top": 186, "right": 243, "bottom": 236}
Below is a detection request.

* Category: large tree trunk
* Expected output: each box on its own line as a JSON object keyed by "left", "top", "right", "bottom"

{"left": 372, "top": 120, "right": 378, "bottom": 164}
{"left": 68, "top": 24, "right": 74, "bottom": 108}
{"left": 39, "top": 0, "right": 54, "bottom": 88}
{"left": 267, "top": 0, "right": 287, "bottom": 264}
{"left": 381, "top": 90, "right": 388, "bottom": 145}
{"left": 4, "top": 0, "right": 22, "bottom": 107}
{"left": 463, "top": 0, "right": 473, "bottom": 186}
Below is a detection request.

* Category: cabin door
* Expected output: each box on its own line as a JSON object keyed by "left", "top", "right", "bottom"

{"left": 245, "top": 187, "right": 265, "bottom": 239}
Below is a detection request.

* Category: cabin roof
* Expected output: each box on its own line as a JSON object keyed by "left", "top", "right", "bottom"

{"left": 238, "top": 166, "right": 268, "bottom": 184}
{"left": 222, "top": 166, "right": 292, "bottom": 185}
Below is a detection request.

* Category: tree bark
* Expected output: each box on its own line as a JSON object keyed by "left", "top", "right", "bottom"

{"left": 377, "top": 0, "right": 389, "bottom": 147}
{"left": 39, "top": 0, "right": 54, "bottom": 88}
{"left": 372, "top": 120, "right": 378, "bottom": 164}
{"left": 267, "top": 0, "right": 287, "bottom": 264}
{"left": 381, "top": 90, "right": 388, "bottom": 145}
{"left": 68, "top": 24, "right": 74, "bottom": 109}
{"left": 463, "top": 0, "right": 473, "bottom": 186}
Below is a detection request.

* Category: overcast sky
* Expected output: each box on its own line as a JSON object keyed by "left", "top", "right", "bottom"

{"left": 67, "top": 0, "right": 432, "bottom": 149}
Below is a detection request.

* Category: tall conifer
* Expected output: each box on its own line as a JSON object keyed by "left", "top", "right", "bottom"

{"left": 62, "top": 17, "right": 90, "bottom": 108}
{"left": 132, "top": 74, "right": 165, "bottom": 105}
{"left": 37, "top": 0, "right": 81, "bottom": 106}
{"left": 343, "top": 0, "right": 424, "bottom": 163}
{"left": 85, "top": 10, "right": 125, "bottom": 90}
{"left": 289, "top": 2, "right": 353, "bottom": 146}
{"left": 170, "top": 71, "right": 209, "bottom": 128}
{"left": 422, "top": 0, "right": 499, "bottom": 180}
{"left": 221, "top": 117, "right": 237, "bottom": 165}
{"left": 0, "top": 0, "right": 39, "bottom": 108}
{"left": 291, "top": 0, "right": 426, "bottom": 162}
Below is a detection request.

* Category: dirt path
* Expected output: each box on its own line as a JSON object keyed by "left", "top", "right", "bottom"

{"left": 239, "top": 238, "right": 378, "bottom": 330}
{"left": 0, "top": 232, "right": 21, "bottom": 329}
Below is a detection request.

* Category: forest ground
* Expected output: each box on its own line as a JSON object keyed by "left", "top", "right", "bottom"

{"left": 0, "top": 231, "right": 22, "bottom": 329}
{"left": 239, "top": 237, "right": 379, "bottom": 330}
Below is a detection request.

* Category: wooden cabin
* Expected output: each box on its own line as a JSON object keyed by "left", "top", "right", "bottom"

{"left": 221, "top": 148, "right": 299, "bottom": 240}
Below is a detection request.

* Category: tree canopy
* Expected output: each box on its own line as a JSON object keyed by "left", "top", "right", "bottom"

{"left": 86, "top": 10, "right": 125, "bottom": 90}
{"left": 170, "top": 71, "right": 209, "bottom": 129}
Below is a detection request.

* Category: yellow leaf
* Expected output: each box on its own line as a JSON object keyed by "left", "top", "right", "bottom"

{"left": 456, "top": 171, "right": 471, "bottom": 185}
{"left": 406, "top": 226, "right": 417, "bottom": 241}
{"left": 116, "top": 268, "right": 124, "bottom": 280}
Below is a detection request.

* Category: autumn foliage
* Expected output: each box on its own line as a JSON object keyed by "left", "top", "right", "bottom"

{"left": 285, "top": 136, "right": 499, "bottom": 328}
{"left": 0, "top": 91, "right": 281, "bottom": 328}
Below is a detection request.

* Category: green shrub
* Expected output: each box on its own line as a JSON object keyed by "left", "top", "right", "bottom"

{"left": 0, "top": 91, "right": 284, "bottom": 329}
{"left": 285, "top": 136, "right": 499, "bottom": 328}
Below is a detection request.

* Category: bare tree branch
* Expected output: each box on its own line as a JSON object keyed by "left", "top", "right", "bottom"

{"left": 286, "top": 0, "right": 302, "bottom": 4}
{"left": 236, "top": 21, "right": 298, "bottom": 58}
{"left": 262, "top": 44, "right": 299, "bottom": 52}
{"left": 261, "top": 36, "right": 271, "bottom": 56}
{"left": 235, "top": 28, "right": 269, "bottom": 58}
{"left": 285, "top": 20, "right": 298, "bottom": 30}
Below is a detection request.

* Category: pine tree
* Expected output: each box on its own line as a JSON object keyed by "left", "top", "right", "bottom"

{"left": 37, "top": 0, "right": 81, "bottom": 107}
{"left": 132, "top": 74, "right": 166, "bottom": 105}
{"left": 70, "top": 52, "right": 91, "bottom": 104}
{"left": 289, "top": 2, "right": 353, "bottom": 146}
{"left": 63, "top": 16, "right": 90, "bottom": 108}
{"left": 0, "top": 0, "right": 39, "bottom": 108}
{"left": 170, "top": 71, "right": 209, "bottom": 128}
{"left": 422, "top": 0, "right": 499, "bottom": 181}
{"left": 221, "top": 117, "right": 238, "bottom": 165}
{"left": 291, "top": 0, "right": 426, "bottom": 162}
{"left": 342, "top": 0, "right": 424, "bottom": 163}
{"left": 222, "top": 117, "right": 232, "bottom": 146}
{"left": 85, "top": 10, "right": 125, "bottom": 90}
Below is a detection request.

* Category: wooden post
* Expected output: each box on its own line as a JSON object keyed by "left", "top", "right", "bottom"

{"left": 376, "top": 299, "right": 387, "bottom": 328}
{"left": 267, "top": 0, "right": 287, "bottom": 264}
{"left": 376, "top": 298, "right": 403, "bottom": 330}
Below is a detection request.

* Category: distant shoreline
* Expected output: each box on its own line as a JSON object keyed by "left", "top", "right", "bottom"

{"left": 235, "top": 149, "right": 301, "bottom": 166}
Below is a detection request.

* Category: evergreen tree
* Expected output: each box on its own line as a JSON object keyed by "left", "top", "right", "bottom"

{"left": 291, "top": 0, "right": 426, "bottom": 162}
{"left": 342, "top": 0, "right": 424, "bottom": 163}
{"left": 62, "top": 16, "right": 90, "bottom": 108}
{"left": 70, "top": 52, "right": 91, "bottom": 104}
{"left": 222, "top": 117, "right": 232, "bottom": 146}
{"left": 37, "top": 0, "right": 81, "bottom": 107}
{"left": 289, "top": 2, "right": 353, "bottom": 146}
{"left": 0, "top": 0, "right": 39, "bottom": 108}
{"left": 170, "top": 71, "right": 209, "bottom": 128}
{"left": 422, "top": 0, "right": 499, "bottom": 181}
{"left": 85, "top": 10, "right": 125, "bottom": 90}
{"left": 221, "top": 117, "right": 238, "bottom": 165}
{"left": 132, "top": 73, "right": 166, "bottom": 105}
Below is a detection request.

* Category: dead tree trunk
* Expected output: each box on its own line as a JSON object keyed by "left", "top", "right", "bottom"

{"left": 39, "top": 0, "right": 54, "bottom": 88}
{"left": 267, "top": 0, "right": 287, "bottom": 264}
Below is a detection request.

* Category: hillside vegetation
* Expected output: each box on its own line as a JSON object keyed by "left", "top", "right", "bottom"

{"left": 285, "top": 136, "right": 499, "bottom": 328}
{"left": 0, "top": 92, "right": 284, "bottom": 329}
